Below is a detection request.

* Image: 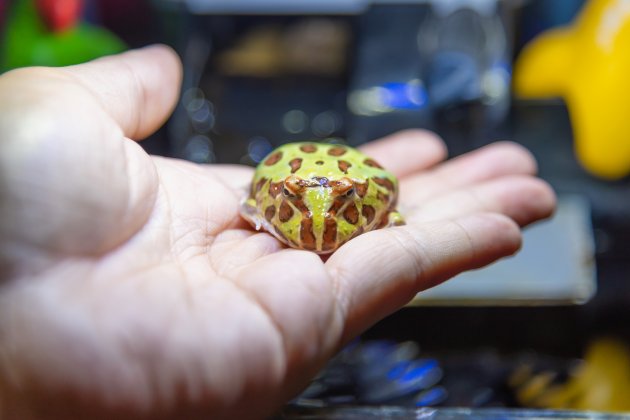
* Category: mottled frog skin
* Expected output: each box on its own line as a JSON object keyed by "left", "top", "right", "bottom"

{"left": 241, "top": 142, "right": 404, "bottom": 254}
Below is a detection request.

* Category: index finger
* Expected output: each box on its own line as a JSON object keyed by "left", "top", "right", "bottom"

{"left": 358, "top": 130, "right": 447, "bottom": 178}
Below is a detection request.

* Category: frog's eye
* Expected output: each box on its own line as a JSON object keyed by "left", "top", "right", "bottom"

{"left": 331, "top": 177, "right": 355, "bottom": 198}
{"left": 283, "top": 186, "right": 297, "bottom": 199}
{"left": 284, "top": 175, "right": 306, "bottom": 197}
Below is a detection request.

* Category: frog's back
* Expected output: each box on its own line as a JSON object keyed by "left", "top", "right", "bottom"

{"left": 254, "top": 142, "right": 394, "bottom": 183}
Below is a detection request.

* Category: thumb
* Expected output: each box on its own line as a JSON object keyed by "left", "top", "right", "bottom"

{"left": 64, "top": 45, "right": 182, "bottom": 140}
{"left": 0, "top": 46, "right": 181, "bottom": 274}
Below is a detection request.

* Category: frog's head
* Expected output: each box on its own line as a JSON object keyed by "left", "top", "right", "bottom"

{"left": 279, "top": 174, "right": 363, "bottom": 253}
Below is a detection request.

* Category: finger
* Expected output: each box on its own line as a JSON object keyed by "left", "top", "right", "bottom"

{"left": 406, "top": 176, "right": 556, "bottom": 227}
{"left": 63, "top": 45, "right": 182, "bottom": 139}
{"left": 327, "top": 213, "right": 522, "bottom": 343}
{"left": 401, "top": 142, "right": 537, "bottom": 202}
{"left": 358, "top": 129, "right": 447, "bottom": 178}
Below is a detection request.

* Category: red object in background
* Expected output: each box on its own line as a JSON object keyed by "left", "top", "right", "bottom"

{"left": 0, "top": 0, "right": 6, "bottom": 26}
{"left": 36, "top": 0, "right": 83, "bottom": 32}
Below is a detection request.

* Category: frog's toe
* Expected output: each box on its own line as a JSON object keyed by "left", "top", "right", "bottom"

{"left": 240, "top": 199, "right": 263, "bottom": 230}
{"left": 388, "top": 211, "right": 405, "bottom": 227}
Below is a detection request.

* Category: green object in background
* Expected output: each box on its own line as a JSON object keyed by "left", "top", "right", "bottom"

{"left": 1, "top": 0, "right": 127, "bottom": 71}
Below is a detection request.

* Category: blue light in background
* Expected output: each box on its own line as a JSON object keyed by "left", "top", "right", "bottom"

{"left": 380, "top": 80, "right": 428, "bottom": 110}
{"left": 248, "top": 137, "right": 273, "bottom": 163}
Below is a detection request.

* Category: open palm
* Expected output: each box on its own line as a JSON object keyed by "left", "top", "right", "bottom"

{"left": 0, "top": 46, "right": 555, "bottom": 419}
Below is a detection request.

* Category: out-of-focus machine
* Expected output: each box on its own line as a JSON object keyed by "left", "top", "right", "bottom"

{"left": 161, "top": 0, "right": 515, "bottom": 163}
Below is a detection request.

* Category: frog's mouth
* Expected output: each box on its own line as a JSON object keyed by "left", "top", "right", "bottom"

{"left": 284, "top": 175, "right": 332, "bottom": 189}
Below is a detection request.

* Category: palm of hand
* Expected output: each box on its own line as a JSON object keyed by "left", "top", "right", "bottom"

{"left": 0, "top": 47, "right": 555, "bottom": 419}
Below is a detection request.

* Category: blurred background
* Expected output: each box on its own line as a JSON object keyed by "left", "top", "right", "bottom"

{"left": 3, "top": 0, "right": 630, "bottom": 415}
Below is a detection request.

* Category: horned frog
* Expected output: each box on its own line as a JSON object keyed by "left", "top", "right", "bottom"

{"left": 240, "top": 142, "right": 404, "bottom": 254}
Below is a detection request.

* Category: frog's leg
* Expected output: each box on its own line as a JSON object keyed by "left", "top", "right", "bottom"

{"left": 387, "top": 210, "right": 405, "bottom": 227}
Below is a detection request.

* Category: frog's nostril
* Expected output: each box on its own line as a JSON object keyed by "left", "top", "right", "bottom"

{"left": 309, "top": 176, "right": 330, "bottom": 187}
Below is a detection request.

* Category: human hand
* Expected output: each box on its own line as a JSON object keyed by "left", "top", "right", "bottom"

{"left": 0, "top": 46, "right": 555, "bottom": 419}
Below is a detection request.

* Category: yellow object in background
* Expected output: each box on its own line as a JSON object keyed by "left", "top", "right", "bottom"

{"left": 514, "top": 0, "right": 630, "bottom": 179}
{"left": 513, "top": 338, "right": 630, "bottom": 411}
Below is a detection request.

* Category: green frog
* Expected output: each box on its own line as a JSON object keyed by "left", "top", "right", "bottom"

{"left": 241, "top": 142, "right": 404, "bottom": 254}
